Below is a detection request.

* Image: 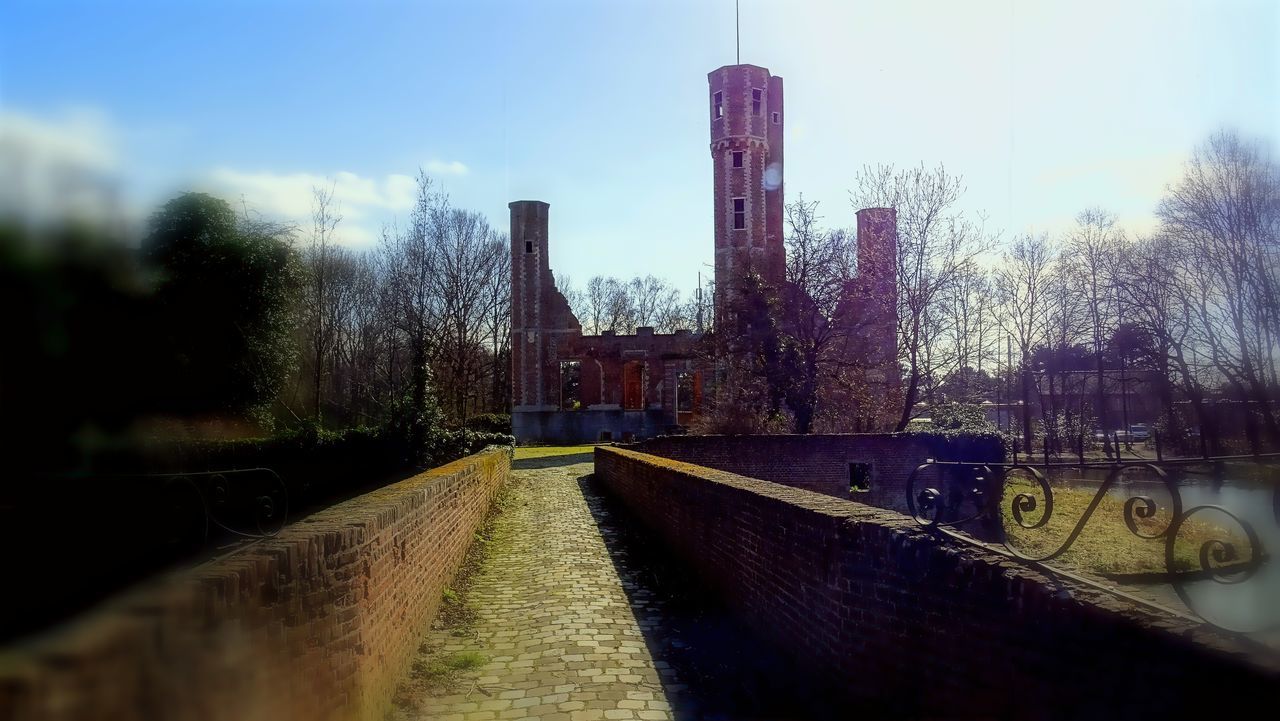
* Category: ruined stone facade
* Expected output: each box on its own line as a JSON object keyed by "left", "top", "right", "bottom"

{"left": 512, "top": 63, "right": 900, "bottom": 443}
{"left": 510, "top": 200, "right": 703, "bottom": 444}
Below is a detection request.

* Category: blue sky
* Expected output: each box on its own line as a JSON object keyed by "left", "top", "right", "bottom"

{"left": 3, "top": 0, "right": 1276, "bottom": 295}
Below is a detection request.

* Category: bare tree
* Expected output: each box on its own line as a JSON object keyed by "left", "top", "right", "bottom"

{"left": 582, "top": 276, "right": 609, "bottom": 335}
{"left": 1040, "top": 241, "right": 1087, "bottom": 452}
{"left": 995, "top": 233, "right": 1052, "bottom": 450}
{"left": 1065, "top": 208, "right": 1124, "bottom": 432}
{"left": 654, "top": 289, "right": 695, "bottom": 333}
{"left": 939, "top": 259, "right": 995, "bottom": 401}
{"left": 780, "top": 197, "right": 887, "bottom": 433}
{"left": 1159, "top": 130, "right": 1280, "bottom": 447}
{"left": 571, "top": 274, "right": 693, "bottom": 335}
{"left": 603, "top": 277, "right": 635, "bottom": 333}
{"left": 381, "top": 172, "right": 444, "bottom": 437}
{"left": 332, "top": 251, "right": 388, "bottom": 424}
{"left": 304, "top": 184, "right": 343, "bottom": 425}
{"left": 429, "top": 206, "right": 503, "bottom": 419}
{"left": 482, "top": 234, "right": 512, "bottom": 412}
{"left": 1115, "top": 232, "right": 1219, "bottom": 452}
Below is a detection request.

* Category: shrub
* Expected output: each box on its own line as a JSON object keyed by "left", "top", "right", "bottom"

{"left": 930, "top": 402, "right": 997, "bottom": 433}
{"left": 141, "top": 424, "right": 513, "bottom": 512}
{"left": 899, "top": 428, "right": 1008, "bottom": 463}
{"left": 464, "top": 413, "right": 512, "bottom": 434}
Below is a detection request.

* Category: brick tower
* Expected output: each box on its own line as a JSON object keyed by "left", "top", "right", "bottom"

{"left": 830, "top": 206, "right": 901, "bottom": 429}
{"left": 510, "top": 200, "right": 579, "bottom": 415}
{"left": 854, "top": 207, "right": 899, "bottom": 375}
{"left": 708, "top": 64, "right": 784, "bottom": 311}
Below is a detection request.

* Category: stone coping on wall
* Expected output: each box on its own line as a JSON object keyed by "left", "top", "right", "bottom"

{"left": 627, "top": 432, "right": 1004, "bottom": 534}
{"left": 0, "top": 445, "right": 513, "bottom": 721}
{"left": 594, "top": 444, "right": 1280, "bottom": 719}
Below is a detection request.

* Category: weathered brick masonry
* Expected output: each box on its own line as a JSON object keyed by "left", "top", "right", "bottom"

{"left": 512, "top": 62, "right": 904, "bottom": 443}
{"left": 594, "top": 445, "right": 1280, "bottom": 720}
{"left": 0, "top": 446, "right": 511, "bottom": 721}
{"left": 633, "top": 433, "right": 1002, "bottom": 515}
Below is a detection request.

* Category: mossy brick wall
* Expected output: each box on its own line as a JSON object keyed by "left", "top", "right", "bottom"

{"left": 594, "top": 445, "right": 1279, "bottom": 720}
{"left": 0, "top": 446, "right": 512, "bottom": 721}
{"left": 632, "top": 433, "right": 1003, "bottom": 515}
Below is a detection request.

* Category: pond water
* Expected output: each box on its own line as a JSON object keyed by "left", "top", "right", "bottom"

{"left": 1057, "top": 475, "right": 1279, "bottom": 634}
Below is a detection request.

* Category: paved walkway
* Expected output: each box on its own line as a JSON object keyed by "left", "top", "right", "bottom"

{"left": 394, "top": 447, "right": 835, "bottom": 721}
{"left": 395, "top": 450, "right": 675, "bottom": 721}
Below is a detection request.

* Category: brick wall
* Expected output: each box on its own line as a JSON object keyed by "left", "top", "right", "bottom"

{"left": 594, "top": 445, "right": 1279, "bottom": 719}
{"left": 508, "top": 199, "right": 705, "bottom": 445}
{"left": 0, "top": 446, "right": 512, "bottom": 721}
{"left": 633, "top": 433, "right": 1002, "bottom": 515}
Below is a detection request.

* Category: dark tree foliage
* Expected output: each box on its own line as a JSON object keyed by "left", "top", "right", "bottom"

{"left": 1, "top": 221, "right": 156, "bottom": 470}
{"left": 464, "top": 413, "right": 512, "bottom": 434}
{"left": 697, "top": 270, "right": 795, "bottom": 433}
{"left": 143, "top": 193, "right": 303, "bottom": 422}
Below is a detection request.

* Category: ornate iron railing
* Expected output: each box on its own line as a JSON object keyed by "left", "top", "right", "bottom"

{"left": 149, "top": 467, "right": 290, "bottom": 550}
{"left": 905, "top": 454, "right": 1280, "bottom": 634}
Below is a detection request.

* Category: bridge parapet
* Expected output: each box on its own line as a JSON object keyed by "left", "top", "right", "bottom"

{"left": 0, "top": 446, "right": 512, "bottom": 721}
{"left": 594, "top": 444, "right": 1280, "bottom": 719}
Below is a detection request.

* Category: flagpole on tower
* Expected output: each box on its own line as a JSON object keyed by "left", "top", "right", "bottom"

{"left": 736, "top": 0, "right": 740, "bottom": 64}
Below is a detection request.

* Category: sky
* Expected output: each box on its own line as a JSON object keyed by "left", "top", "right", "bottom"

{"left": 2, "top": 0, "right": 1277, "bottom": 296}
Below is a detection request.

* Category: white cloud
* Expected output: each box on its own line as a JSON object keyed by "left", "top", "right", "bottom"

{"left": 425, "top": 159, "right": 469, "bottom": 176}
{"left": 0, "top": 107, "right": 119, "bottom": 172}
{"left": 0, "top": 109, "right": 469, "bottom": 248}
{"left": 206, "top": 168, "right": 418, "bottom": 218}
{"left": 204, "top": 168, "right": 429, "bottom": 247}
{"left": 205, "top": 159, "right": 471, "bottom": 247}
{"left": 0, "top": 108, "right": 122, "bottom": 222}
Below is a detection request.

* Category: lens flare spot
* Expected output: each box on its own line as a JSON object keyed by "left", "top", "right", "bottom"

{"left": 763, "top": 162, "right": 782, "bottom": 191}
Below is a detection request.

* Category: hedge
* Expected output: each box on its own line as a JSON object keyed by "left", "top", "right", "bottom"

{"left": 0, "top": 425, "right": 515, "bottom": 643}
{"left": 464, "top": 413, "right": 512, "bottom": 434}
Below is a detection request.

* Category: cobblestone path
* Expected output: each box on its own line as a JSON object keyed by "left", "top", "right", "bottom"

{"left": 394, "top": 448, "right": 834, "bottom": 721}
{"left": 394, "top": 451, "right": 673, "bottom": 721}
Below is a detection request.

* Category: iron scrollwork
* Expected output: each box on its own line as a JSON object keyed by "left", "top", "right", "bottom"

{"left": 905, "top": 454, "right": 1279, "bottom": 633}
{"left": 151, "top": 467, "right": 289, "bottom": 550}
{"left": 906, "top": 462, "right": 992, "bottom": 529}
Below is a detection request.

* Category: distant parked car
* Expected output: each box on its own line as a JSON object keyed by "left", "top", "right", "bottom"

{"left": 1129, "top": 424, "right": 1150, "bottom": 441}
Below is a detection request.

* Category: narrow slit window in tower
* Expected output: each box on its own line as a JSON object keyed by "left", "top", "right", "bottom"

{"left": 713, "top": 91, "right": 723, "bottom": 119}
{"left": 772, "top": 111, "right": 780, "bottom": 124}
{"left": 732, "top": 151, "right": 743, "bottom": 168}
{"left": 525, "top": 240, "right": 533, "bottom": 253}
{"left": 751, "top": 88, "right": 762, "bottom": 116}
{"left": 733, "top": 198, "right": 746, "bottom": 230}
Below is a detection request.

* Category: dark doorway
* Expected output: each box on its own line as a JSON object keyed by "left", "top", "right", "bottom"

{"left": 560, "top": 360, "right": 581, "bottom": 410}
{"left": 623, "top": 361, "right": 645, "bottom": 410}
{"left": 849, "top": 462, "right": 872, "bottom": 493}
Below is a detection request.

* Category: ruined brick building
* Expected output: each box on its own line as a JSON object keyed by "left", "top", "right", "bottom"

{"left": 511, "top": 63, "right": 899, "bottom": 443}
